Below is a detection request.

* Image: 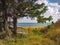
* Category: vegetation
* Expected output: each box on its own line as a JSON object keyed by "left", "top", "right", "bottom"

{"left": 0, "top": 0, "right": 60, "bottom": 45}
{"left": 0, "top": 20, "right": 60, "bottom": 45}
{"left": 0, "top": 0, "right": 52, "bottom": 37}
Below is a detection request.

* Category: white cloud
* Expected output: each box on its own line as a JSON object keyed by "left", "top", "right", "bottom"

{"left": 46, "top": 3, "right": 60, "bottom": 22}
{"left": 38, "top": 0, "right": 60, "bottom": 22}
{"left": 36, "top": 0, "right": 48, "bottom": 5}
{"left": 17, "top": 17, "right": 37, "bottom": 23}
{"left": 49, "top": 3, "right": 60, "bottom": 8}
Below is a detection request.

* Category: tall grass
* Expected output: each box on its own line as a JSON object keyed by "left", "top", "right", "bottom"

{"left": 1, "top": 20, "right": 60, "bottom": 45}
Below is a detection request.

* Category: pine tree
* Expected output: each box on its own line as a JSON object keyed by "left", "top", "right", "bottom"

{"left": 0, "top": 0, "right": 52, "bottom": 37}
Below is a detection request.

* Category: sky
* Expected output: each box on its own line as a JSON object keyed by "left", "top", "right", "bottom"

{"left": 17, "top": 0, "right": 60, "bottom": 23}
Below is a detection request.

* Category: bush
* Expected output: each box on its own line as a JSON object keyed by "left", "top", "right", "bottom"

{"left": 45, "top": 29, "right": 60, "bottom": 43}
{"left": 32, "top": 29, "right": 39, "bottom": 35}
{"left": 47, "top": 25, "right": 51, "bottom": 29}
{"left": 39, "top": 27, "right": 48, "bottom": 34}
{"left": 0, "top": 31, "right": 6, "bottom": 39}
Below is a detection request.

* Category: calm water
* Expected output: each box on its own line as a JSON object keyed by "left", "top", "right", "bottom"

{"left": 17, "top": 23, "right": 51, "bottom": 27}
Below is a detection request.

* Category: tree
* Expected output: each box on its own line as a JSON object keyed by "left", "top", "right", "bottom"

{"left": 0, "top": 0, "right": 10, "bottom": 36}
{"left": 0, "top": 0, "right": 52, "bottom": 36}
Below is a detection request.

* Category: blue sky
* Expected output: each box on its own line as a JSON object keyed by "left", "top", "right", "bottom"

{"left": 48, "top": 0, "right": 60, "bottom": 4}
{"left": 17, "top": 0, "right": 60, "bottom": 23}
{"left": 48, "top": 0, "right": 60, "bottom": 12}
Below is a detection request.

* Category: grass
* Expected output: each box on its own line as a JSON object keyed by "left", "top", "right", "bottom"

{"left": 16, "top": 34, "right": 57, "bottom": 45}
{"left": 16, "top": 25, "right": 60, "bottom": 45}
{"left": 0, "top": 25, "right": 60, "bottom": 45}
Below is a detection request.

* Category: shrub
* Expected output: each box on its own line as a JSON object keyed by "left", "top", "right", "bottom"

{"left": 0, "top": 31, "right": 6, "bottom": 39}
{"left": 47, "top": 25, "right": 51, "bottom": 29}
{"left": 17, "top": 32, "right": 27, "bottom": 38}
{"left": 45, "top": 29, "right": 60, "bottom": 44}
{"left": 32, "top": 29, "right": 39, "bottom": 35}
{"left": 39, "top": 27, "right": 48, "bottom": 34}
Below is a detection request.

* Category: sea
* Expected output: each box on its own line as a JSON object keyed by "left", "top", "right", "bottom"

{"left": 17, "top": 23, "right": 51, "bottom": 27}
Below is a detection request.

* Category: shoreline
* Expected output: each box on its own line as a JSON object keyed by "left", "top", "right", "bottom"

{"left": 17, "top": 26, "right": 46, "bottom": 28}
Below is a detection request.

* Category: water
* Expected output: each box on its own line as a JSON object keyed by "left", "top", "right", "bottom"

{"left": 17, "top": 23, "right": 51, "bottom": 27}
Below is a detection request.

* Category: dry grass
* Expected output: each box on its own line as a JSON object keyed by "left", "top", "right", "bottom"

{"left": 17, "top": 27, "right": 41, "bottom": 34}
{"left": 1, "top": 19, "right": 60, "bottom": 45}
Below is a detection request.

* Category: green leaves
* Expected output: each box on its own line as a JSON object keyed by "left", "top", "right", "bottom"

{"left": 34, "top": 3, "right": 45, "bottom": 9}
{"left": 37, "top": 16, "right": 46, "bottom": 23}
{"left": 40, "top": 6, "right": 48, "bottom": 14}
{"left": 29, "top": 10, "right": 40, "bottom": 17}
{"left": 37, "top": 16, "right": 52, "bottom": 23}
{"left": 0, "top": 0, "right": 52, "bottom": 23}
{"left": 48, "top": 16, "right": 52, "bottom": 21}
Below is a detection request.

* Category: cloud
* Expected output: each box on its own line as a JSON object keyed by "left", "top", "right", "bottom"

{"left": 17, "top": 17, "right": 37, "bottom": 23}
{"left": 36, "top": 0, "right": 48, "bottom": 5}
{"left": 49, "top": 3, "right": 60, "bottom": 8}
{"left": 46, "top": 3, "right": 60, "bottom": 22}
{"left": 37, "top": 0, "right": 60, "bottom": 22}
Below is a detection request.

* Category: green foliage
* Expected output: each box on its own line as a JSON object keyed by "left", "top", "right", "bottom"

{"left": 48, "top": 16, "right": 53, "bottom": 21}
{"left": 0, "top": 0, "right": 52, "bottom": 22}
{"left": 47, "top": 25, "right": 51, "bottom": 29}
{"left": 29, "top": 10, "right": 41, "bottom": 17}
{"left": 37, "top": 16, "right": 52, "bottom": 23}
{"left": 0, "top": 0, "right": 53, "bottom": 37}
{"left": 0, "top": 0, "right": 52, "bottom": 23}
{"left": 37, "top": 16, "right": 46, "bottom": 23}
{"left": 32, "top": 29, "right": 39, "bottom": 35}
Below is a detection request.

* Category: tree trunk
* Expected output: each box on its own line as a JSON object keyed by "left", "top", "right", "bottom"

{"left": 3, "top": 11, "right": 10, "bottom": 36}
{"left": 1, "top": 0, "right": 11, "bottom": 37}
{"left": 4, "top": 19, "right": 9, "bottom": 36}
{"left": 13, "top": 17, "right": 17, "bottom": 36}
{"left": 0, "top": 22, "right": 2, "bottom": 32}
